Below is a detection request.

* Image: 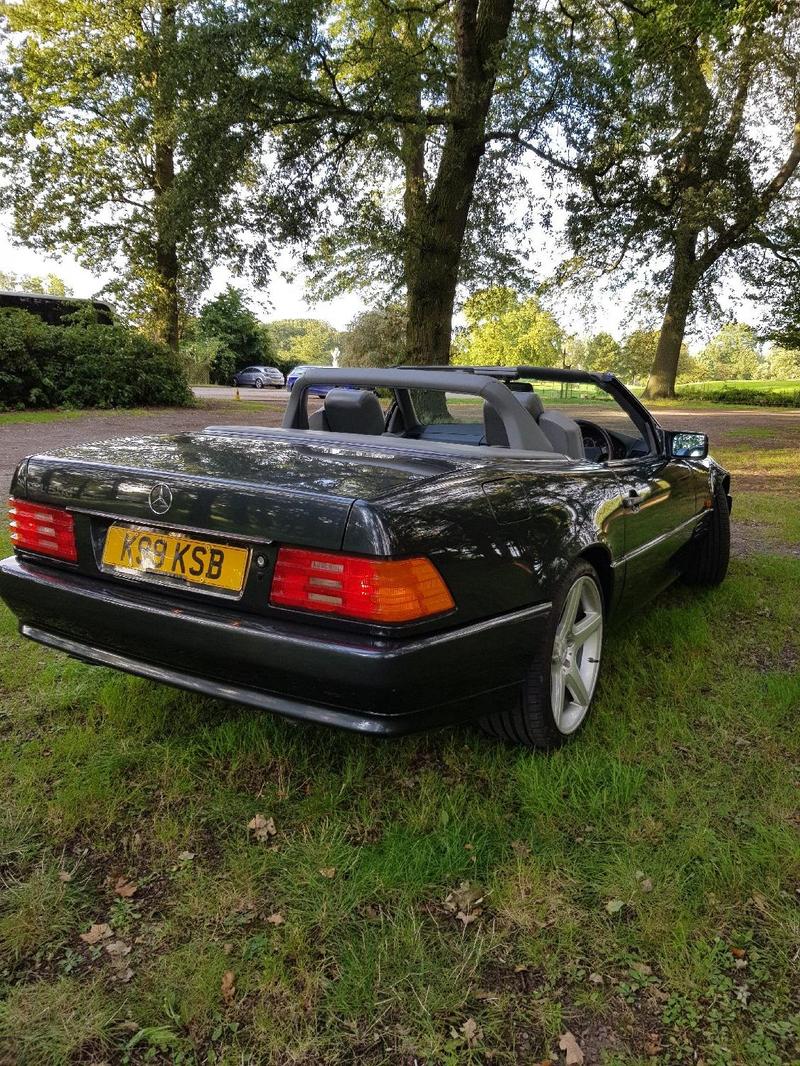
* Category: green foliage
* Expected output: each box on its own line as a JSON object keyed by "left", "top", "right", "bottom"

{"left": 457, "top": 288, "right": 565, "bottom": 367}
{"left": 699, "top": 324, "right": 763, "bottom": 381}
{"left": 527, "top": 0, "right": 800, "bottom": 394}
{"left": 0, "top": 270, "right": 72, "bottom": 296}
{"left": 339, "top": 304, "right": 407, "bottom": 367}
{"left": 0, "top": 0, "right": 315, "bottom": 342}
{"left": 0, "top": 307, "right": 61, "bottom": 408}
{"left": 764, "top": 346, "right": 800, "bottom": 380}
{"left": 179, "top": 335, "right": 226, "bottom": 386}
{"left": 582, "top": 332, "right": 622, "bottom": 374}
{"left": 622, "top": 330, "right": 699, "bottom": 384}
{"left": 0, "top": 309, "right": 191, "bottom": 410}
{"left": 266, "top": 319, "right": 339, "bottom": 368}
{"left": 197, "top": 287, "right": 274, "bottom": 384}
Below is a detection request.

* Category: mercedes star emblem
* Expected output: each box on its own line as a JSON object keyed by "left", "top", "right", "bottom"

{"left": 148, "top": 483, "right": 173, "bottom": 515}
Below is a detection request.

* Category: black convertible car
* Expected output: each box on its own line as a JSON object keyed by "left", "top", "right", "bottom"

{"left": 0, "top": 366, "right": 731, "bottom": 749}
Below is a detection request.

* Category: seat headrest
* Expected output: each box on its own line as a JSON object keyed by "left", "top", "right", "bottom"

{"left": 482, "top": 391, "right": 553, "bottom": 451}
{"left": 516, "top": 391, "right": 544, "bottom": 421}
{"left": 324, "top": 388, "right": 385, "bottom": 435}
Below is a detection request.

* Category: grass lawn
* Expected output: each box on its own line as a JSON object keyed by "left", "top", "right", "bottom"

{"left": 0, "top": 400, "right": 273, "bottom": 426}
{"left": 679, "top": 379, "right": 800, "bottom": 396}
{"left": 0, "top": 426, "right": 798, "bottom": 1064}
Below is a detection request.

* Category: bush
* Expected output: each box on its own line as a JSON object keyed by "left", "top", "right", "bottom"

{"left": 0, "top": 309, "right": 61, "bottom": 408}
{"left": 678, "top": 384, "right": 800, "bottom": 408}
{"left": 209, "top": 344, "right": 237, "bottom": 385}
{"left": 0, "top": 308, "right": 192, "bottom": 410}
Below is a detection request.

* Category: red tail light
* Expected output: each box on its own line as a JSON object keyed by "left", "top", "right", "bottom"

{"left": 8, "top": 498, "right": 78, "bottom": 562}
{"left": 270, "top": 547, "right": 455, "bottom": 623}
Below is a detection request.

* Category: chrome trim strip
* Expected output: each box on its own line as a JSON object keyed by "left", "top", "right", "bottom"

{"left": 19, "top": 626, "right": 396, "bottom": 733}
{"left": 394, "top": 601, "right": 553, "bottom": 653}
{"left": 67, "top": 507, "right": 274, "bottom": 546}
{"left": 616, "top": 509, "right": 711, "bottom": 567}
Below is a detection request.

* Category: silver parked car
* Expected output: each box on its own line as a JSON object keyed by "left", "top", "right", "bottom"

{"left": 233, "top": 365, "right": 285, "bottom": 389}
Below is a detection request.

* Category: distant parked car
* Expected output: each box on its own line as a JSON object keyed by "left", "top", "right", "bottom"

{"left": 233, "top": 365, "right": 285, "bottom": 389}
{"left": 287, "top": 364, "right": 333, "bottom": 396}
{"left": 287, "top": 365, "right": 365, "bottom": 397}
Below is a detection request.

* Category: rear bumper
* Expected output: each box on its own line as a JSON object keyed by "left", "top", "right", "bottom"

{"left": 0, "top": 556, "right": 551, "bottom": 736}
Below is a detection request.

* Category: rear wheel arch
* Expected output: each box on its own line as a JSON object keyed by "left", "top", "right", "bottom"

{"left": 578, "top": 544, "right": 613, "bottom": 615}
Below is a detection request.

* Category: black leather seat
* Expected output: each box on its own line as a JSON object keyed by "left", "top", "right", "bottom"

{"left": 313, "top": 388, "right": 386, "bottom": 435}
{"left": 483, "top": 391, "right": 585, "bottom": 458}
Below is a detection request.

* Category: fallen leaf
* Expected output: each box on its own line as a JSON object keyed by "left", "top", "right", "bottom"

{"left": 178, "top": 851, "right": 195, "bottom": 862}
{"left": 267, "top": 912, "right": 285, "bottom": 925}
{"left": 247, "top": 814, "right": 277, "bottom": 842}
{"left": 80, "top": 922, "right": 113, "bottom": 944}
{"left": 605, "top": 898, "right": 625, "bottom": 915}
{"left": 58, "top": 870, "right": 72, "bottom": 883}
{"left": 588, "top": 972, "right": 604, "bottom": 985}
{"left": 319, "top": 867, "right": 337, "bottom": 879}
{"left": 105, "top": 940, "right": 132, "bottom": 958}
{"left": 559, "top": 1030, "right": 584, "bottom": 1065}
{"left": 223, "top": 942, "right": 233, "bottom": 955}
{"left": 456, "top": 909, "right": 480, "bottom": 926}
{"left": 639, "top": 878, "right": 654, "bottom": 893}
{"left": 514, "top": 963, "right": 529, "bottom": 973}
{"left": 444, "top": 881, "right": 485, "bottom": 914}
{"left": 221, "top": 970, "right": 236, "bottom": 1004}
{"left": 114, "top": 876, "right": 138, "bottom": 898}
{"left": 632, "top": 962, "right": 653, "bottom": 976}
{"left": 113, "top": 966, "right": 134, "bottom": 983}
{"left": 644, "top": 1033, "right": 663, "bottom": 1056}
{"left": 451, "top": 1017, "right": 482, "bottom": 1047}
{"left": 734, "top": 957, "right": 748, "bottom": 970}
{"left": 730, "top": 946, "right": 746, "bottom": 959}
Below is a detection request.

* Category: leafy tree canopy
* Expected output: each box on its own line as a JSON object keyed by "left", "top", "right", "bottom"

{"left": 266, "top": 318, "right": 339, "bottom": 367}
{"left": 196, "top": 286, "right": 275, "bottom": 378}
{"left": 582, "top": 332, "right": 622, "bottom": 375}
{"left": 0, "top": 0, "right": 316, "bottom": 348}
{"left": 765, "top": 346, "right": 800, "bottom": 379}
{"left": 517, "top": 0, "right": 800, "bottom": 397}
{"left": 0, "top": 270, "right": 72, "bottom": 296}
{"left": 456, "top": 287, "right": 565, "bottom": 367}
{"left": 339, "top": 304, "right": 407, "bottom": 368}
{"left": 699, "top": 323, "right": 763, "bottom": 381}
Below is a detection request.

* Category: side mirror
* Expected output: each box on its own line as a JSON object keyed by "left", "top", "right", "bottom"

{"left": 666, "top": 430, "right": 708, "bottom": 459}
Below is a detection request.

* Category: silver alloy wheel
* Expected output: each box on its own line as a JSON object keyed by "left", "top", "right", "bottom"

{"left": 550, "top": 574, "right": 604, "bottom": 734}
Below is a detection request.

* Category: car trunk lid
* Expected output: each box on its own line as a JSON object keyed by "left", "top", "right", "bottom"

{"left": 17, "top": 430, "right": 463, "bottom": 551}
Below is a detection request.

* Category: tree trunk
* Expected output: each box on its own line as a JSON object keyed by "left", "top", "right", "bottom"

{"left": 403, "top": 0, "right": 515, "bottom": 421}
{"left": 154, "top": 140, "right": 180, "bottom": 351}
{"left": 152, "top": 0, "right": 180, "bottom": 352}
{"left": 643, "top": 236, "right": 699, "bottom": 400}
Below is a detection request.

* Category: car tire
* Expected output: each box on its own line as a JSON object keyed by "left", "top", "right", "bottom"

{"left": 479, "top": 561, "right": 604, "bottom": 750}
{"left": 255, "top": 379, "right": 264, "bottom": 389}
{"left": 682, "top": 478, "right": 730, "bottom": 587}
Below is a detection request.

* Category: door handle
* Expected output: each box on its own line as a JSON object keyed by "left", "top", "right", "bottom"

{"left": 622, "top": 491, "right": 642, "bottom": 511}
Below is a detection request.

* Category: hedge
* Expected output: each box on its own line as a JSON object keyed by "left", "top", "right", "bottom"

{"left": 0, "top": 309, "right": 192, "bottom": 410}
{"left": 678, "top": 384, "right": 800, "bottom": 408}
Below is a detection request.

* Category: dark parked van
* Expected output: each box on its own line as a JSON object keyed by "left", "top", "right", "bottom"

{"left": 0, "top": 290, "right": 114, "bottom": 326}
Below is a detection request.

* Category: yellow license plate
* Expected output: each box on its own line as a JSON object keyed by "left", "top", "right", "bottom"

{"left": 102, "top": 525, "right": 249, "bottom": 594}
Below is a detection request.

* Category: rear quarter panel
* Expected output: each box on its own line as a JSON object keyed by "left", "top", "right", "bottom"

{"left": 343, "top": 462, "right": 626, "bottom": 626}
